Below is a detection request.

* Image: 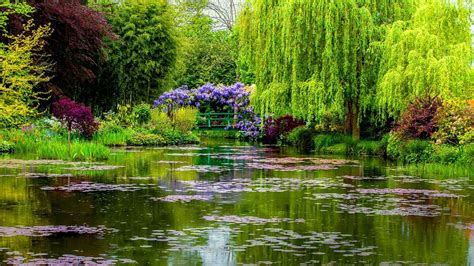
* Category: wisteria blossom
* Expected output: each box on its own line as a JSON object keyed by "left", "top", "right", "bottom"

{"left": 154, "top": 83, "right": 261, "bottom": 138}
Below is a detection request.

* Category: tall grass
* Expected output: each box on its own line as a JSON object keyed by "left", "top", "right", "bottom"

{"left": 36, "top": 141, "right": 110, "bottom": 161}
{"left": 93, "top": 130, "right": 132, "bottom": 146}
{"left": 12, "top": 130, "right": 110, "bottom": 161}
{"left": 311, "top": 134, "right": 386, "bottom": 156}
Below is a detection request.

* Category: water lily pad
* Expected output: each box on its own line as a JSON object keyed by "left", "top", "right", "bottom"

{"left": 41, "top": 182, "right": 152, "bottom": 192}
{"left": 151, "top": 195, "right": 213, "bottom": 203}
{"left": 175, "top": 165, "right": 228, "bottom": 173}
{"left": 0, "top": 225, "right": 116, "bottom": 237}
{"left": 64, "top": 165, "right": 125, "bottom": 171}
{"left": 202, "top": 215, "right": 305, "bottom": 225}
{"left": 21, "top": 173, "right": 74, "bottom": 178}
{"left": 4, "top": 253, "right": 135, "bottom": 265}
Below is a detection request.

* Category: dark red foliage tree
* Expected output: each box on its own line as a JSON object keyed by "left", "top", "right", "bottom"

{"left": 264, "top": 115, "right": 305, "bottom": 143}
{"left": 52, "top": 97, "right": 98, "bottom": 141}
{"left": 28, "top": 0, "right": 114, "bottom": 96}
{"left": 395, "top": 96, "right": 442, "bottom": 140}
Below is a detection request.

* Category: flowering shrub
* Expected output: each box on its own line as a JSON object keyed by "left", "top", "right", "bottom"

{"left": 154, "top": 83, "right": 251, "bottom": 113}
{"left": 52, "top": 97, "right": 98, "bottom": 138}
{"left": 235, "top": 114, "right": 262, "bottom": 139}
{"left": 432, "top": 99, "right": 473, "bottom": 145}
{"left": 263, "top": 115, "right": 305, "bottom": 143}
{"left": 133, "top": 104, "right": 152, "bottom": 125}
{"left": 394, "top": 96, "right": 441, "bottom": 140}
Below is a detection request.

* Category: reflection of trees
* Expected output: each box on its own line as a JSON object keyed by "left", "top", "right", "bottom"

{"left": 0, "top": 177, "right": 50, "bottom": 254}
{"left": 228, "top": 190, "right": 470, "bottom": 264}
{"left": 199, "top": 226, "right": 236, "bottom": 265}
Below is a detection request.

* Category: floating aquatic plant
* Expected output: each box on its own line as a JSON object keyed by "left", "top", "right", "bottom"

{"left": 174, "top": 165, "right": 228, "bottom": 173}
{"left": 41, "top": 182, "right": 152, "bottom": 192}
{"left": 4, "top": 254, "right": 135, "bottom": 265}
{"left": 151, "top": 195, "right": 213, "bottom": 203}
{"left": 21, "top": 173, "right": 74, "bottom": 178}
{"left": 202, "top": 215, "right": 305, "bottom": 225}
{"left": 0, "top": 225, "right": 116, "bottom": 237}
{"left": 63, "top": 165, "right": 125, "bottom": 171}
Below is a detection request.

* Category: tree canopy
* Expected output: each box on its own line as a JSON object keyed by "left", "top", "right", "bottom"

{"left": 103, "top": 0, "right": 178, "bottom": 104}
{"left": 237, "top": 0, "right": 473, "bottom": 139}
{"left": 0, "top": 3, "right": 52, "bottom": 127}
{"left": 376, "top": 0, "right": 473, "bottom": 119}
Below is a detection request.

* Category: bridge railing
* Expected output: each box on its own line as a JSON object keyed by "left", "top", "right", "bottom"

{"left": 197, "top": 112, "right": 236, "bottom": 128}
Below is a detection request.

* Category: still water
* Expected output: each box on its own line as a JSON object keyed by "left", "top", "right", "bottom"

{"left": 0, "top": 138, "right": 473, "bottom": 265}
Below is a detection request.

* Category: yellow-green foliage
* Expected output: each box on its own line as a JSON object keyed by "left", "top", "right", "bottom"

{"left": 376, "top": 0, "right": 473, "bottom": 119}
{"left": 237, "top": 0, "right": 472, "bottom": 128}
{"left": 0, "top": 5, "right": 52, "bottom": 128}
{"left": 237, "top": 0, "right": 416, "bottom": 122}
{"left": 173, "top": 106, "right": 198, "bottom": 133}
{"left": 150, "top": 108, "right": 172, "bottom": 133}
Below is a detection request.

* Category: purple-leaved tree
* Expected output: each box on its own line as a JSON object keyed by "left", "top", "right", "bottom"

{"left": 52, "top": 97, "right": 98, "bottom": 145}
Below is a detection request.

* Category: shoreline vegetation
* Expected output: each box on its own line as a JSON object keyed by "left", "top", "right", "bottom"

{"left": 1, "top": 124, "right": 472, "bottom": 167}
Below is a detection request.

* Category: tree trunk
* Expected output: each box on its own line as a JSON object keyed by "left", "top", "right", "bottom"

{"left": 351, "top": 103, "right": 360, "bottom": 140}
{"left": 67, "top": 128, "right": 71, "bottom": 159}
{"left": 345, "top": 101, "right": 360, "bottom": 140}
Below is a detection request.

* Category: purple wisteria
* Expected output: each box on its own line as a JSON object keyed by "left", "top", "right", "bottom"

{"left": 154, "top": 83, "right": 251, "bottom": 112}
{"left": 154, "top": 83, "right": 262, "bottom": 138}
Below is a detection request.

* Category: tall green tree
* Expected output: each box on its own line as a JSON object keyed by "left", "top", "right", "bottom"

{"left": 103, "top": 0, "right": 178, "bottom": 105}
{"left": 237, "top": 0, "right": 417, "bottom": 139}
{"left": 171, "top": 0, "right": 237, "bottom": 88}
{"left": 376, "top": 0, "right": 473, "bottom": 120}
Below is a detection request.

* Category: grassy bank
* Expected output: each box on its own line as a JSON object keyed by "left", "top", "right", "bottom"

{"left": 305, "top": 133, "right": 473, "bottom": 165}
{"left": 1, "top": 129, "right": 110, "bottom": 161}
{"left": 0, "top": 126, "right": 199, "bottom": 161}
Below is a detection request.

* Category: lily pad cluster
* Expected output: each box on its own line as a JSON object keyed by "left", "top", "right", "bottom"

{"left": 0, "top": 225, "right": 116, "bottom": 237}
{"left": 41, "top": 182, "right": 152, "bottom": 193}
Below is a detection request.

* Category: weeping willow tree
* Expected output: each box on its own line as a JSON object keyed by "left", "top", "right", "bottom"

{"left": 237, "top": 0, "right": 471, "bottom": 139}
{"left": 376, "top": 0, "right": 473, "bottom": 120}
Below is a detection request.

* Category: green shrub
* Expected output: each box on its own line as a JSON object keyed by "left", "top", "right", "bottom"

{"left": 150, "top": 108, "right": 172, "bottom": 133}
{"left": 324, "top": 143, "right": 347, "bottom": 154}
{"left": 0, "top": 140, "right": 13, "bottom": 153}
{"left": 183, "top": 132, "right": 200, "bottom": 144}
{"left": 354, "top": 140, "right": 385, "bottom": 156}
{"left": 459, "top": 128, "right": 474, "bottom": 145}
{"left": 386, "top": 133, "right": 404, "bottom": 160}
{"left": 287, "top": 126, "right": 315, "bottom": 150}
{"left": 163, "top": 128, "right": 183, "bottom": 145}
{"left": 133, "top": 104, "right": 152, "bottom": 125}
{"left": 313, "top": 134, "right": 352, "bottom": 152}
{"left": 115, "top": 104, "right": 136, "bottom": 127}
{"left": 432, "top": 145, "right": 462, "bottom": 164}
{"left": 127, "top": 133, "right": 166, "bottom": 146}
{"left": 401, "top": 140, "right": 434, "bottom": 164}
{"left": 459, "top": 143, "right": 474, "bottom": 164}
{"left": 173, "top": 107, "right": 198, "bottom": 133}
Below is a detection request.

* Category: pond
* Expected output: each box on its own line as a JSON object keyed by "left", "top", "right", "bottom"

{"left": 0, "top": 138, "right": 473, "bottom": 265}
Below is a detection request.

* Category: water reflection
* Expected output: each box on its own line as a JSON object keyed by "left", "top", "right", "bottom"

{"left": 0, "top": 139, "right": 472, "bottom": 264}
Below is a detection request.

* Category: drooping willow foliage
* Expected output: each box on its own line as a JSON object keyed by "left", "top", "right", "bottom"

{"left": 376, "top": 0, "right": 473, "bottom": 119}
{"left": 237, "top": 0, "right": 473, "bottom": 138}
